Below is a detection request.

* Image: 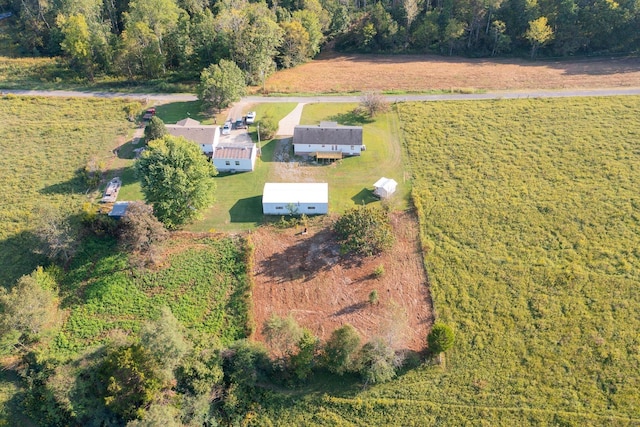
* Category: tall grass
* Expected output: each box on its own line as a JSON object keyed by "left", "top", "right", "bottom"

{"left": 0, "top": 95, "right": 134, "bottom": 285}
{"left": 260, "top": 96, "right": 640, "bottom": 425}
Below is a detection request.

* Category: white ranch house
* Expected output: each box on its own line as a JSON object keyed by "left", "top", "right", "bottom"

{"left": 262, "top": 183, "right": 328, "bottom": 215}
{"left": 166, "top": 117, "right": 257, "bottom": 172}
{"left": 213, "top": 143, "right": 257, "bottom": 172}
{"left": 165, "top": 118, "right": 220, "bottom": 156}
{"left": 293, "top": 122, "right": 364, "bottom": 160}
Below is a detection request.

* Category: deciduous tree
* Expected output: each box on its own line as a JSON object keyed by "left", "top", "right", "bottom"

{"left": 323, "top": 324, "right": 361, "bottom": 375}
{"left": 140, "top": 306, "right": 190, "bottom": 382}
{"left": 197, "top": 59, "right": 246, "bottom": 111}
{"left": 525, "top": 16, "right": 554, "bottom": 58}
{"left": 334, "top": 205, "right": 394, "bottom": 256}
{"left": 0, "top": 267, "right": 59, "bottom": 337}
{"left": 357, "top": 337, "right": 399, "bottom": 384}
{"left": 144, "top": 116, "right": 167, "bottom": 143}
{"left": 262, "top": 314, "right": 303, "bottom": 363}
{"left": 360, "top": 91, "right": 389, "bottom": 117}
{"left": 33, "top": 205, "right": 80, "bottom": 265}
{"left": 136, "top": 135, "right": 217, "bottom": 228}
{"left": 118, "top": 201, "right": 168, "bottom": 253}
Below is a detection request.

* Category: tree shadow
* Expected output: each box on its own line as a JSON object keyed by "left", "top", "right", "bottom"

{"left": 0, "top": 370, "right": 41, "bottom": 427}
{"left": 332, "top": 301, "right": 368, "bottom": 316}
{"left": 0, "top": 231, "right": 48, "bottom": 287}
{"left": 115, "top": 140, "right": 143, "bottom": 160}
{"left": 351, "top": 188, "right": 378, "bottom": 205}
{"left": 258, "top": 138, "right": 280, "bottom": 163}
{"left": 229, "top": 196, "right": 263, "bottom": 224}
{"left": 39, "top": 168, "right": 87, "bottom": 195}
{"left": 328, "top": 109, "right": 373, "bottom": 126}
{"left": 258, "top": 227, "right": 341, "bottom": 283}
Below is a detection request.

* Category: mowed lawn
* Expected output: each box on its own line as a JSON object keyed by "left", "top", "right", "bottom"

{"left": 263, "top": 96, "right": 640, "bottom": 425}
{"left": 191, "top": 102, "right": 411, "bottom": 231}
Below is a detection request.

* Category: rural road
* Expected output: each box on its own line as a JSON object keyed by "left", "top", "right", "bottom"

{"left": 3, "top": 87, "right": 640, "bottom": 103}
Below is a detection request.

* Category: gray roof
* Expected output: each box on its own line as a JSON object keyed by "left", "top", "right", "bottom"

{"left": 213, "top": 143, "right": 255, "bottom": 160}
{"left": 293, "top": 123, "right": 363, "bottom": 146}
{"left": 108, "top": 201, "right": 130, "bottom": 217}
{"left": 166, "top": 118, "right": 219, "bottom": 146}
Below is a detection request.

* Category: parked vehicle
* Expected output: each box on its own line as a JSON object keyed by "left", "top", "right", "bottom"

{"left": 245, "top": 111, "right": 256, "bottom": 124}
{"left": 142, "top": 107, "right": 156, "bottom": 121}
{"left": 235, "top": 118, "right": 247, "bottom": 129}
{"left": 222, "top": 122, "right": 232, "bottom": 135}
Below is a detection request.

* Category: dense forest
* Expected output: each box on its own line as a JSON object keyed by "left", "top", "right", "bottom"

{"left": 1, "top": 0, "right": 639, "bottom": 83}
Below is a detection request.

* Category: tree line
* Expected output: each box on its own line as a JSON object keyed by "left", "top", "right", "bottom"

{"left": 2, "top": 0, "right": 639, "bottom": 85}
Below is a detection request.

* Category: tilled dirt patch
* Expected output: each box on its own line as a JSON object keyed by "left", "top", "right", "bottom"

{"left": 250, "top": 210, "right": 433, "bottom": 352}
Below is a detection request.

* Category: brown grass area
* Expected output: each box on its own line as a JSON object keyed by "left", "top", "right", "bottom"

{"left": 264, "top": 52, "right": 640, "bottom": 93}
{"left": 250, "top": 211, "right": 433, "bottom": 352}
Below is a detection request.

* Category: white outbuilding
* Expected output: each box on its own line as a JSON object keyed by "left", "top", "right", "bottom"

{"left": 262, "top": 183, "right": 328, "bottom": 215}
{"left": 373, "top": 177, "right": 398, "bottom": 199}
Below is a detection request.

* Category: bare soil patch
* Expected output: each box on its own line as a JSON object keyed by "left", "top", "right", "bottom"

{"left": 250, "top": 210, "right": 433, "bottom": 352}
{"left": 264, "top": 52, "right": 640, "bottom": 93}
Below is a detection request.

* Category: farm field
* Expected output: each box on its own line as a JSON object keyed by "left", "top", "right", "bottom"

{"left": 265, "top": 52, "right": 640, "bottom": 94}
{"left": 259, "top": 96, "right": 640, "bottom": 424}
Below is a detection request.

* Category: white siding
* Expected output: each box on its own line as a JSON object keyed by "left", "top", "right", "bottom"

{"left": 294, "top": 143, "right": 363, "bottom": 156}
{"left": 262, "top": 183, "right": 328, "bottom": 215}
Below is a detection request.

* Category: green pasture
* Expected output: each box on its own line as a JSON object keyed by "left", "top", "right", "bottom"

{"left": 264, "top": 96, "right": 640, "bottom": 424}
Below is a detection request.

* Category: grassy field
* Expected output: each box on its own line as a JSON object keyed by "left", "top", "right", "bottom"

{"left": 0, "top": 95, "right": 135, "bottom": 286}
{"left": 258, "top": 96, "right": 640, "bottom": 424}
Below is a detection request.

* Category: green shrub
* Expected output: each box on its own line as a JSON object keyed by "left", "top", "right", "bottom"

{"left": 368, "top": 290, "right": 379, "bottom": 305}
{"left": 257, "top": 116, "right": 277, "bottom": 140}
{"left": 334, "top": 205, "right": 394, "bottom": 256}
{"left": 427, "top": 323, "right": 455, "bottom": 354}
{"left": 373, "top": 264, "right": 385, "bottom": 278}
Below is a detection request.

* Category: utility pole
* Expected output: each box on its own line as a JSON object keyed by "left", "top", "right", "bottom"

{"left": 257, "top": 123, "right": 261, "bottom": 156}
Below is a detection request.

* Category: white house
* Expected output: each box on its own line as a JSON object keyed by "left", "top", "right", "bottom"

{"left": 293, "top": 122, "right": 364, "bottom": 159}
{"left": 262, "top": 183, "right": 328, "bottom": 215}
{"left": 373, "top": 177, "right": 398, "bottom": 199}
{"left": 165, "top": 118, "right": 220, "bottom": 156}
{"left": 213, "top": 143, "right": 257, "bottom": 172}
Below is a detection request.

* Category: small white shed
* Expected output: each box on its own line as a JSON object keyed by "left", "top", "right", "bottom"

{"left": 373, "top": 177, "right": 398, "bottom": 199}
{"left": 262, "top": 183, "right": 328, "bottom": 215}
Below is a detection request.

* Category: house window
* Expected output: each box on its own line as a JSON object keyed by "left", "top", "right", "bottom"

{"left": 275, "top": 206, "right": 284, "bottom": 210}
{"left": 351, "top": 145, "right": 354, "bottom": 150}
{"left": 225, "top": 161, "right": 230, "bottom": 165}
{"left": 308, "top": 206, "right": 316, "bottom": 210}
{"left": 235, "top": 161, "right": 240, "bottom": 165}
{"left": 322, "top": 144, "right": 325, "bottom": 147}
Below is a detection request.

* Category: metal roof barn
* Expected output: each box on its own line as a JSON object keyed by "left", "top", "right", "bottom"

{"left": 262, "top": 183, "right": 328, "bottom": 215}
